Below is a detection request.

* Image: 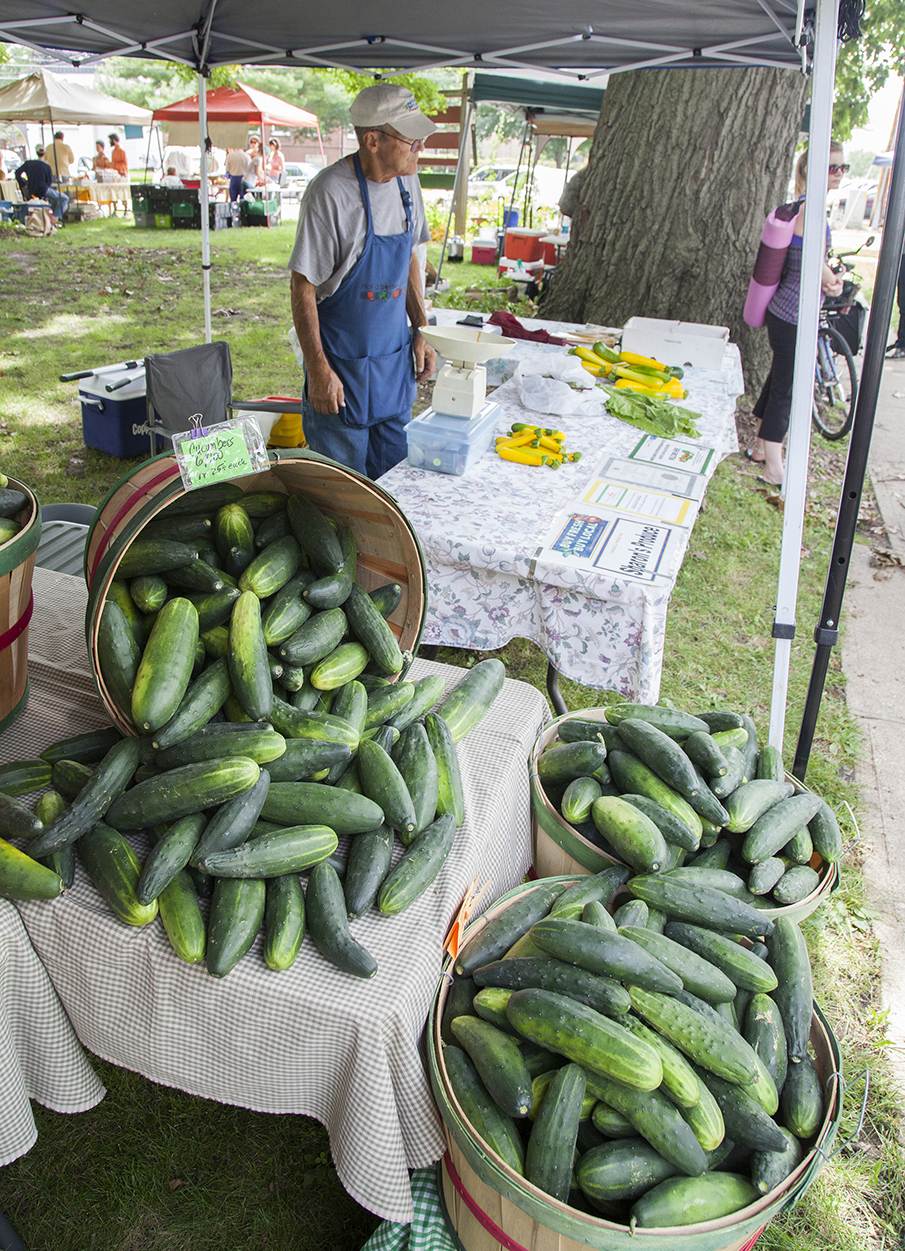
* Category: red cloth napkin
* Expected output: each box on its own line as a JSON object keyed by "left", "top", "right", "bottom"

{"left": 488, "top": 309, "right": 566, "bottom": 346}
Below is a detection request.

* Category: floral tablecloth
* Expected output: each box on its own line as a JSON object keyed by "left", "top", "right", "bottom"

{"left": 380, "top": 311, "right": 743, "bottom": 700}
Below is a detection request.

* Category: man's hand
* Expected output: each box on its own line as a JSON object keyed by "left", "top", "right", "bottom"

{"left": 308, "top": 363, "right": 345, "bottom": 414}
{"left": 413, "top": 331, "right": 436, "bottom": 383}
{"left": 821, "top": 264, "right": 844, "bottom": 298}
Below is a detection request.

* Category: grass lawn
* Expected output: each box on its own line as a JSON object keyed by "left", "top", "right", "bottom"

{"left": 1, "top": 217, "right": 903, "bottom": 1251}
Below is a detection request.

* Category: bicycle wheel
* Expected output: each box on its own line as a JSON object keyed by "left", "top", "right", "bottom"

{"left": 812, "top": 323, "right": 858, "bottom": 440}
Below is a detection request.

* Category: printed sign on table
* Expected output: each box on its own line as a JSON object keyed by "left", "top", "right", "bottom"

{"left": 541, "top": 509, "right": 683, "bottom": 585}
{"left": 628, "top": 434, "right": 716, "bottom": 476}
{"left": 581, "top": 477, "right": 696, "bottom": 527}
{"left": 595, "top": 455, "right": 706, "bottom": 502}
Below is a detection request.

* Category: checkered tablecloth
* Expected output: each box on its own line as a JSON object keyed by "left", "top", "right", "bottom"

{"left": 363, "top": 1167, "right": 455, "bottom": 1251}
{"left": 0, "top": 899, "right": 105, "bottom": 1166}
{"left": 13, "top": 568, "right": 548, "bottom": 1221}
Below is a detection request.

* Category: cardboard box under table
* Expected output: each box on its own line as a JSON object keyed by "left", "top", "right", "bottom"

{"left": 14, "top": 566, "right": 548, "bottom": 1224}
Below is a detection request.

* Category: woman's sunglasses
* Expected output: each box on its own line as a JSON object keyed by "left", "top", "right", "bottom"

{"left": 829, "top": 163, "right": 850, "bottom": 174}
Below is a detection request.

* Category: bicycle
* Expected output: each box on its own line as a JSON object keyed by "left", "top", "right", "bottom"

{"left": 811, "top": 236, "right": 873, "bottom": 441}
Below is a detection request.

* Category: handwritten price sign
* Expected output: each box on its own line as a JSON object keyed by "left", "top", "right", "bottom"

{"left": 172, "top": 416, "right": 268, "bottom": 491}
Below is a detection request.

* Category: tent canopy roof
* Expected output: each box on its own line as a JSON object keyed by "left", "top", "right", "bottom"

{"left": 471, "top": 72, "right": 604, "bottom": 114}
{"left": 152, "top": 82, "right": 317, "bottom": 129}
{"left": 0, "top": 2, "right": 803, "bottom": 75}
{"left": 0, "top": 67, "right": 151, "bottom": 124}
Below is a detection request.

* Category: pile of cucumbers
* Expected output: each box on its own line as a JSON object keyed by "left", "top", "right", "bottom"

{"left": 0, "top": 481, "right": 507, "bottom": 979}
{"left": 536, "top": 703, "right": 842, "bottom": 910}
{"left": 441, "top": 869, "right": 828, "bottom": 1229}
{"left": 0, "top": 474, "right": 29, "bottom": 546}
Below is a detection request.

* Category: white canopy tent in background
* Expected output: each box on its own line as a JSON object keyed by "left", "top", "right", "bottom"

{"left": 0, "top": 67, "right": 151, "bottom": 126}
{"left": 0, "top": 0, "right": 867, "bottom": 751}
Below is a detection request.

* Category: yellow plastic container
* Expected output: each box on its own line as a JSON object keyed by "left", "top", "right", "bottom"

{"left": 268, "top": 409, "right": 305, "bottom": 448}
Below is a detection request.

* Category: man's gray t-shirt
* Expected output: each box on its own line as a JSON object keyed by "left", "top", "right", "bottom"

{"left": 288, "top": 157, "right": 429, "bottom": 300}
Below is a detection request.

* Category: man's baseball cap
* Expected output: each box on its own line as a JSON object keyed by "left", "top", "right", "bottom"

{"left": 350, "top": 84, "right": 437, "bottom": 142}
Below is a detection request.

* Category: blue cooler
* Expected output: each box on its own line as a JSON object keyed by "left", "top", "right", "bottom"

{"left": 79, "top": 367, "right": 148, "bottom": 458}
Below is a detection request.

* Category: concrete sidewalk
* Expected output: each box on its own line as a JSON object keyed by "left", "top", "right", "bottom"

{"left": 841, "top": 355, "right": 905, "bottom": 1090}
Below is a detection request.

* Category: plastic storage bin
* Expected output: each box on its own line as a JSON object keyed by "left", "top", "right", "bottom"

{"left": 79, "top": 369, "right": 148, "bottom": 458}
{"left": 470, "top": 241, "right": 497, "bottom": 265}
{"left": 405, "top": 402, "right": 499, "bottom": 476}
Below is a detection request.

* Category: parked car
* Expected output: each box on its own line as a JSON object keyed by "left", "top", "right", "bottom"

{"left": 282, "top": 161, "right": 322, "bottom": 198}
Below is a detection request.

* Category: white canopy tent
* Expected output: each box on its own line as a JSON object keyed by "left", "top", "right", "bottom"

{"left": 0, "top": 67, "right": 151, "bottom": 125}
{"left": 0, "top": 0, "right": 868, "bottom": 752}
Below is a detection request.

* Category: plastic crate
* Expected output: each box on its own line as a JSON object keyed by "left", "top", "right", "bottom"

{"left": 133, "top": 211, "right": 153, "bottom": 229}
{"left": 153, "top": 213, "right": 172, "bottom": 229}
{"left": 405, "top": 402, "right": 499, "bottom": 476}
{"left": 171, "top": 198, "right": 197, "bottom": 219}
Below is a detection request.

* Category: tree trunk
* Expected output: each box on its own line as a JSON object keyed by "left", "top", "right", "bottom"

{"left": 543, "top": 68, "right": 808, "bottom": 391}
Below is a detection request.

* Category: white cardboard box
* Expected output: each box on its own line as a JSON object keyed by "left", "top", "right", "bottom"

{"left": 622, "top": 316, "right": 730, "bottom": 370}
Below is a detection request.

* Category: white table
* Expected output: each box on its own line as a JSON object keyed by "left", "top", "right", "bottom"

{"left": 381, "top": 310, "right": 742, "bottom": 704}
{"left": 13, "top": 568, "right": 548, "bottom": 1222}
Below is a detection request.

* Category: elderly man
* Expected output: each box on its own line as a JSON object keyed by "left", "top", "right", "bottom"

{"left": 15, "top": 147, "right": 68, "bottom": 224}
{"left": 45, "top": 130, "right": 74, "bottom": 179}
{"left": 289, "top": 84, "right": 437, "bottom": 478}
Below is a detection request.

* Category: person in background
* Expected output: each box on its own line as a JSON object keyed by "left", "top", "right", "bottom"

{"left": 225, "top": 146, "right": 250, "bottom": 201}
{"left": 160, "top": 166, "right": 184, "bottom": 189}
{"left": 45, "top": 130, "right": 74, "bottom": 179}
{"left": 15, "top": 147, "right": 69, "bottom": 224}
{"left": 246, "top": 136, "right": 265, "bottom": 186}
{"left": 109, "top": 134, "right": 128, "bottom": 178}
{"left": 267, "top": 137, "right": 285, "bottom": 183}
{"left": 748, "top": 142, "right": 846, "bottom": 486}
{"left": 889, "top": 244, "right": 905, "bottom": 360}
{"left": 288, "top": 83, "right": 436, "bottom": 478}
{"left": 93, "top": 140, "right": 112, "bottom": 173}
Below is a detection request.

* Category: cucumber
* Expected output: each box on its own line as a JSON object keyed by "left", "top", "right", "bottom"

{"left": 344, "top": 824, "right": 394, "bottom": 918}
{"left": 161, "top": 558, "right": 226, "bottom": 593}
{"left": 621, "top": 1015, "right": 701, "bottom": 1108}
{"left": 605, "top": 704, "right": 708, "bottom": 739}
{"left": 40, "top": 728, "right": 122, "bottom": 767}
{"left": 809, "top": 799, "right": 842, "bottom": 863}
{"left": 386, "top": 675, "right": 445, "bottom": 732}
{"left": 697, "top": 710, "right": 745, "bottom": 731}
{"left": 343, "top": 583, "right": 404, "bottom": 675}
{"left": 50, "top": 759, "right": 93, "bottom": 801}
{"left": 473, "top": 957, "right": 630, "bottom": 1018}
{"left": 357, "top": 738, "right": 416, "bottom": 837}
{"left": 627, "top": 874, "right": 773, "bottom": 939}
{"left": 77, "top": 823, "right": 158, "bottom": 925}
{"left": 129, "top": 597, "right": 198, "bottom": 734}
{"left": 767, "top": 917, "right": 813, "bottom": 1063}
{"left": 757, "top": 745, "right": 785, "bottom": 781}
{"left": 588, "top": 1104, "right": 633, "bottom": 1139}
{"left": 663, "top": 923, "right": 779, "bottom": 994}
{"left": 724, "top": 780, "right": 795, "bottom": 833}
{"left": 744, "top": 993, "right": 788, "bottom": 1092}
{"left": 0, "top": 487, "right": 27, "bottom": 517}
{"left": 369, "top": 582, "right": 402, "bottom": 617}
{"left": 711, "top": 727, "right": 750, "bottom": 752}
{"left": 506, "top": 989, "right": 663, "bottom": 1091}
{"left": 560, "top": 776, "right": 601, "bottom": 826}
{"left": 200, "top": 824, "right": 336, "bottom": 878}
{"left": 696, "top": 1070, "right": 786, "bottom": 1151}
{"left": 167, "top": 483, "right": 244, "bottom": 517}
{"left": 425, "top": 713, "right": 465, "bottom": 828}
{"left": 617, "top": 719, "right": 703, "bottom": 800}
{"left": 783, "top": 824, "right": 814, "bottom": 865}
{"left": 583, "top": 1071, "right": 707, "bottom": 1176}
{"left": 619, "top": 794, "right": 699, "bottom": 853}
{"left": 591, "top": 795, "right": 668, "bottom": 872}
{"left": 742, "top": 793, "right": 823, "bottom": 864}
{"left": 262, "top": 781, "right": 382, "bottom": 833}
{"left": 263, "top": 874, "right": 305, "bottom": 971}
{"left": 450, "top": 1014, "right": 533, "bottom": 1118}
{"left": 150, "top": 659, "right": 231, "bottom": 751}
{"left": 253, "top": 510, "right": 290, "bottom": 549}
{"left": 444, "top": 1044, "right": 524, "bottom": 1174}
{"left": 393, "top": 723, "right": 438, "bottom": 842}
{"left": 682, "top": 730, "right": 729, "bottom": 779}
{"left": 679, "top": 1074, "right": 725, "bottom": 1150}
{"left": 627, "top": 987, "right": 758, "bottom": 1086}
{"left": 310, "top": 642, "right": 369, "bottom": 691}
{"left": 612, "top": 899, "right": 648, "bottom": 928}
{"left": 130, "top": 575, "right": 168, "bottom": 614}
{"left": 577, "top": 1140, "right": 678, "bottom": 1204}
{"left": 607, "top": 752, "right": 702, "bottom": 843}
{"left": 688, "top": 840, "right": 732, "bottom": 869}
{"left": 378, "top": 812, "right": 454, "bottom": 914}
{"left": 269, "top": 699, "right": 359, "bottom": 748}
{"left": 365, "top": 682, "right": 414, "bottom": 730}
{"left": 116, "top": 538, "right": 197, "bottom": 579}
{"left": 661, "top": 865, "right": 759, "bottom": 899}
{"left": 286, "top": 494, "right": 343, "bottom": 570}
{"left": 0, "top": 837, "right": 63, "bottom": 900}
{"left": 529, "top": 1064, "right": 595, "bottom": 1119}
{"left": 538, "top": 741, "right": 606, "bottom": 786}
{"left": 443, "top": 975, "right": 477, "bottom": 1046}
{"left": 711, "top": 745, "right": 746, "bottom": 799}
{"left": 304, "top": 522, "right": 356, "bottom": 609}
{"left": 201, "top": 625, "right": 229, "bottom": 659}
{"left": 29, "top": 738, "right": 141, "bottom": 857}
{"left": 138, "top": 813, "right": 207, "bottom": 904}
{"left": 456, "top": 884, "right": 560, "bottom": 976}
{"left": 780, "top": 1054, "right": 823, "bottom": 1138}
{"left": 215, "top": 502, "right": 255, "bottom": 576}
{"left": 0, "top": 792, "right": 43, "bottom": 840}
{"left": 97, "top": 598, "right": 141, "bottom": 717}
{"left": 266, "top": 738, "right": 350, "bottom": 783}
{"left": 34, "top": 792, "right": 74, "bottom": 887}
{"left": 158, "top": 869, "right": 206, "bottom": 964}
{"left": 473, "top": 988, "right": 514, "bottom": 1032}
{"left": 738, "top": 715, "right": 759, "bottom": 783}
{"left": 750, "top": 1126, "right": 803, "bottom": 1195}
{"left": 279, "top": 607, "right": 347, "bottom": 667}
{"left": 748, "top": 857, "right": 787, "bottom": 896}
{"left": 306, "top": 860, "right": 377, "bottom": 978}
{"left": 107, "top": 757, "right": 260, "bottom": 830}
{"left": 582, "top": 900, "right": 617, "bottom": 929}
{"left": 191, "top": 770, "right": 271, "bottom": 864}
{"left": 549, "top": 867, "right": 629, "bottom": 920}
{"left": 184, "top": 586, "right": 240, "bottom": 632}
{"left": 525, "top": 1064, "right": 586, "bottom": 1200}
{"left": 772, "top": 864, "right": 820, "bottom": 905}
{"left": 156, "top": 723, "right": 285, "bottom": 770}
{"left": 437, "top": 659, "right": 505, "bottom": 743}
{"left": 239, "top": 535, "right": 302, "bottom": 599}
{"left": 228, "top": 591, "right": 273, "bottom": 722}
{"left": 630, "top": 1173, "right": 757, "bottom": 1228}
{"left": 206, "top": 877, "right": 266, "bottom": 977}
{"left": 533, "top": 918, "right": 682, "bottom": 994}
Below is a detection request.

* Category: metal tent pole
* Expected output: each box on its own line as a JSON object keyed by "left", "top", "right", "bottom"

{"left": 793, "top": 101, "right": 905, "bottom": 777}
{"left": 198, "top": 72, "right": 213, "bottom": 344}
{"left": 504, "top": 120, "right": 530, "bottom": 233}
{"left": 766, "top": 0, "right": 840, "bottom": 751}
{"left": 435, "top": 96, "right": 474, "bottom": 291}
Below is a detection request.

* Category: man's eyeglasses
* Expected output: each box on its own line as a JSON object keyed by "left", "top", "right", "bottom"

{"left": 377, "top": 127, "right": 425, "bottom": 155}
{"left": 828, "top": 163, "right": 850, "bottom": 174}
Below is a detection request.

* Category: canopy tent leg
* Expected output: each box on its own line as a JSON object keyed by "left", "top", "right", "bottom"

{"left": 435, "top": 95, "right": 474, "bottom": 291}
{"left": 503, "top": 121, "right": 531, "bottom": 235}
{"left": 793, "top": 97, "right": 905, "bottom": 778}
{"left": 143, "top": 121, "right": 153, "bottom": 184}
{"left": 198, "top": 72, "right": 213, "bottom": 345}
{"left": 766, "top": 0, "right": 840, "bottom": 751}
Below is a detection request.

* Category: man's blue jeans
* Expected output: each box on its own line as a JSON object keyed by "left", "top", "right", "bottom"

{"left": 46, "top": 186, "right": 69, "bottom": 221}
{"left": 302, "top": 398, "right": 409, "bottom": 480}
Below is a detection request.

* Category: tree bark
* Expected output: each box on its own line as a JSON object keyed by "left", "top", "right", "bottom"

{"left": 543, "top": 68, "right": 808, "bottom": 390}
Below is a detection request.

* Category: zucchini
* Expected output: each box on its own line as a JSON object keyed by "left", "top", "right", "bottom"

{"left": 137, "top": 813, "right": 207, "bottom": 904}
{"left": 306, "top": 860, "right": 377, "bottom": 978}
{"left": 607, "top": 752, "right": 702, "bottom": 843}
{"left": 473, "top": 957, "right": 630, "bottom": 1018}
{"left": 262, "top": 781, "right": 382, "bottom": 833}
{"left": 767, "top": 917, "right": 813, "bottom": 1063}
{"left": 199, "top": 824, "right": 337, "bottom": 878}
{"left": 229, "top": 590, "right": 273, "bottom": 722}
{"left": 742, "top": 793, "right": 823, "bottom": 864}
{"left": 697, "top": 1070, "right": 786, "bottom": 1151}
{"left": 107, "top": 757, "right": 260, "bottom": 830}
{"left": 29, "top": 737, "right": 141, "bottom": 857}
{"left": 532, "top": 918, "right": 682, "bottom": 994}
{"left": 393, "top": 722, "right": 438, "bottom": 842}
{"left": 129, "top": 574, "right": 168, "bottom": 614}
{"left": 548, "top": 867, "right": 628, "bottom": 920}
{"left": 377, "top": 812, "right": 454, "bottom": 914}
{"left": 780, "top": 1053, "right": 823, "bottom": 1138}
{"left": 215, "top": 502, "right": 255, "bottom": 577}
{"left": 158, "top": 870, "right": 206, "bottom": 964}
{"left": 263, "top": 874, "right": 305, "bottom": 971}
{"left": 206, "top": 878, "right": 266, "bottom": 977}
{"left": 627, "top": 874, "right": 774, "bottom": 939}
{"left": 605, "top": 704, "right": 708, "bottom": 739}
{"left": 630, "top": 1173, "right": 757, "bottom": 1228}
{"left": 772, "top": 864, "right": 820, "bottom": 904}
{"left": 77, "top": 823, "right": 158, "bottom": 925}
{"left": 239, "top": 535, "right": 302, "bottom": 599}
{"left": 455, "top": 883, "right": 560, "bottom": 976}
{"left": 343, "top": 584, "right": 404, "bottom": 675}
{"left": 450, "top": 1014, "right": 533, "bottom": 1118}
{"left": 41, "top": 728, "right": 122, "bottom": 766}
{"left": 278, "top": 607, "right": 347, "bottom": 667}
{"left": 744, "top": 993, "right": 788, "bottom": 1092}
{"left": 116, "top": 537, "right": 196, "bottom": 579}
{"left": 627, "top": 987, "right": 758, "bottom": 1086}
{"left": 663, "top": 923, "right": 779, "bottom": 992}
{"left": 583, "top": 1071, "right": 707, "bottom": 1176}
{"left": 424, "top": 713, "right": 465, "bottom": 827}
{"left": 151, "top": 658, "right": 231, "bottom": 750}
{"left": 310, "top": 642, "right": 369, "bottom": 691}
{"left": 809, "top": 799, "right": 842, "bottom": 863}
{"left": 577, "top": 1140, "right": 677, "bottom": 1204}
{"left": 344, "top": 823, "right": 394, "bottom": 918}
{"left": 591, "top": 795, "right": 668, "bottom": 873}
{"left": 750, "top": 1126, "right": 803, "bottom": 1195}
{"left": 444, "top": 1045, "right": 524, "bottom": 1174}
{"left": 98, "top": 598, "right": 141, "bottom": 717}
{"left": 525, "top": 1064, "right": 586, "bottom": 1200}
{"left": 191, "top": 770, "right": 271, "bottom": 864}
{"left": 724, "top": 780, "right": 795, "bottom": 833}
{"left": 365, "top": 682, "right": 415, "bottom": 730}
{"left": 437, "top": 659, "right": 505, "bottom": 743}
{"left": 386, "top": 675, "right": 445, "bottom": 733}
{"left": 0, "top": 837, "right": 63, "bottom": 900}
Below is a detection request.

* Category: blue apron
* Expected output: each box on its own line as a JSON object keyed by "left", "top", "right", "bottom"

{"left": 315, "top": 154, "right": 416, "bottom": 428}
